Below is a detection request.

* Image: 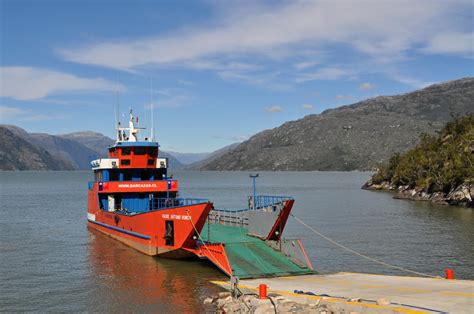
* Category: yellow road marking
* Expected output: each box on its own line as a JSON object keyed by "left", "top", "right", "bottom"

{"left": 359, "top": 284, "right": 389, "bottom": 289}
{"left": 337, "top": 272, "right": 444, "bottom": 280}
{"left": 329, "top": 280, "right": 353, "bottom": 285}
{"left": 395, "top": 287, "right": 430, "bottom": 293}
{"left": 440, "top": 291, "right": 474, "bottom": 297}
{"left": 299, "top": 277, "right": 326, "bottom": 282}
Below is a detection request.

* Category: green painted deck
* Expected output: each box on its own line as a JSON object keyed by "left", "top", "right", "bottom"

{"left": 201, "top": 223, "right": 314, "bottom": 279}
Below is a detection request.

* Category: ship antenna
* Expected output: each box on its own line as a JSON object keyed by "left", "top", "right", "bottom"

{"left": 150, "top": 76, "right": 154, "bottom": 142}
{"left": 115, "top": 85, "right": 121, "bottom": 141}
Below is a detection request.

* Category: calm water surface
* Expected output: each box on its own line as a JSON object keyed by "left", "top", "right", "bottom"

{"left": 1, "top": 171, "right": 473, "bottom": 311}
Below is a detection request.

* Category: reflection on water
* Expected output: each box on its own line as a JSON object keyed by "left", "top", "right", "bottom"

{"left": 0, "top": 171, "right": 472, "bottom": 311}
{"left": 86, "top": 229, "right": 224, "bottom": 313}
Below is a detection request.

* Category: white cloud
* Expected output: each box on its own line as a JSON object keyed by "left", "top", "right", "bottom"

{"left": 0, "top": 67, "right": 123, "bottom": 100}
{"left": 0, "top": 105, "right": 30, "bottom": 119}
{"left": 296, "top": 67, "right": 351, "bottom": 83}
{"left": 146, "top": 87, "right": 192, "bottom": 108}
{"left": 264, "top": 105, "right": 283, "bottom": 113}
{"left": 294, "top": 61, "right": 319, "bottom": 70}
{"left": 212, "top": 134, "right": 248, "bottom": 142}
{"left": 185, "top": 60, "right": 261, "bottom": 72}
{"left": 145, "top": 96, "right": 190, "bottom": 109}
{"left": 155, "top": 95, "right": 191, "bottom": 108}
{"left": 177, "top": 79, "right": 195, "bottom": 86}
{"left": 421, "top": 32, "right": 473, "bottom": 56}
{"left": 359, "top": 82, "right": 375, "bottom": 90}
{"left": 389, "top": 74, "right": 435, "bottom": 89}
{"left": 217, "top": 70, "right": 291, "bottom": 91}
{"left": 57, "top": 1, "right": 465, "bottom": 71}
{"left": 0, "top": 105, "right": 68, "bottom": 122}
{"left": 335, "top": 95, "right": 353, "bottom": 100}
{"left": 302, "top": 104, "right": 313, "bottom": 110}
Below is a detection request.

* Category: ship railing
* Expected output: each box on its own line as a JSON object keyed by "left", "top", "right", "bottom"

{"left": 208, "top": 195, "right": 292, "bottom": 227}
{"left": 148, "top": 197, "right": 209, "bottom": 210}
{"left": 250, "top": 195, "right": 293, "bottom": 210}
{"left": 208, "top": 208, "right": 249, "bottom": 227}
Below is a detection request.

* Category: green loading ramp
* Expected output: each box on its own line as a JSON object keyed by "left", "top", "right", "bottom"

{"left": 201, "top": 224, "right": 314, "bottom": 279}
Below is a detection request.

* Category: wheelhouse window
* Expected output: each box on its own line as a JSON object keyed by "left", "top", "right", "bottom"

{"left": 134, "top": 147, "right": 146, "bottom": 155}
{"left": 121, "top": 148, "right": 131, "bottom": 155}
{"left": 147, "top": 159, "right": 155, "bottom": 166}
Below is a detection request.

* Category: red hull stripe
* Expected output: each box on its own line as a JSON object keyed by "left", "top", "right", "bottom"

{"left": 88, "top": 219, "right": 151, "bottom": 240}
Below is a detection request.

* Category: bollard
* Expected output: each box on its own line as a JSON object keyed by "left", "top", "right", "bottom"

{"left": 259, "top": 284, "right": 267, "bottom": 299}
{"left": 445, "top": 268, "right": 454, "bottom": 280}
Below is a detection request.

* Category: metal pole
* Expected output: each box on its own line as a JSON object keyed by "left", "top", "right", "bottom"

{"left": 207, "top": 215, "right": 210, "bottom": 242}
{"left": 249, "top": 173, "right": 259, "bottom": 209}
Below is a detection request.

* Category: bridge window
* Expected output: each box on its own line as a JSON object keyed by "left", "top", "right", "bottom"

{"left": 141, "top": 170, "right": 150, "bottom": 180}
{"left": 110, "top": 170, "right": 119, "bottom": 181}
{"left": 122, "top": 148, "right": 131, "bottom": 155}
{"left": 95, "top": 171, "right": 102, "bottom": 182}
{"left": 123, "top": 170, "right": 132, "bottom": 181}
{"left": 147, "top": 159, "right": 155, "bottom": 166}
{"left": 121, "top": 159, "right": 130, "bottom": 166}
{"left": 134, "top": 147, "right": 146, "bottom": 155}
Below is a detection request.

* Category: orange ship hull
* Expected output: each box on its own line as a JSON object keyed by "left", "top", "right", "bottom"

{"left": 87, "top": 187, "right": 213, "bottom": 257}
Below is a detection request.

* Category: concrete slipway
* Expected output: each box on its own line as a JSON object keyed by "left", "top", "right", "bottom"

{"left": 213, "top": 272, "right": 474, "bottom": 313}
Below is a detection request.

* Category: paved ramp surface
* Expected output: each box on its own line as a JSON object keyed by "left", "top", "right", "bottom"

{"left": 202, "top": 224, "right": 314, "bottom": 278}
{"left": 213, "top": 272, "right": 474, "bottom": 313}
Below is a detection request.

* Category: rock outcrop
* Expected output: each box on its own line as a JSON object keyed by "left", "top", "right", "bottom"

{"left": 363, "top": 181, "right": 473, "bottom": 208}
{"left": 363, "top": 114, "right": 473, "bottom": 208}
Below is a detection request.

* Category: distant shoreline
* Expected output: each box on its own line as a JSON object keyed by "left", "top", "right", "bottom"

{"left": 362, "top": 180, "right": 473, "bottom": 208}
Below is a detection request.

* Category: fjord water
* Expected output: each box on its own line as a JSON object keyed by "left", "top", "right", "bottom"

{"left": 1, "top": 171, "right": 473, "bottom": 311}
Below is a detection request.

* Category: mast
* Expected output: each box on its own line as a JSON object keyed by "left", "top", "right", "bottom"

{"left": 150, "top": 77, "right": 154, "bottom": 142}
{"left": 115, "top": 88, "right": 122, "bottom": 141}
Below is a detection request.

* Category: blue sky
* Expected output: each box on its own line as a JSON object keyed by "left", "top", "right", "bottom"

{"left": 1, "top": 0, "right": 472, "bottom": 153}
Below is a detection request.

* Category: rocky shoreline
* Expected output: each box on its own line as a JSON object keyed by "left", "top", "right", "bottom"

{"left": 362, "top": 181, "right": 473, "bottom": 208}
{"left": 204, "top": 291, "right": 395, "bottom": 314}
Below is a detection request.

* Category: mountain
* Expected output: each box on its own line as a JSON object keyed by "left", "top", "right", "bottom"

{"left": 202, "top": 77, "right": 474, "bottom": 171}
{"left": 165, "top": 151, "right": 211, "bottom": 165}
{"left": 28, "top": 133, "right": 101, "bottom": 169}
{"left": 157, "top": 151, "right": 184, "bottom": 169}
{"left": 1, "top": 125, "right": 101, "bottom": 169}
{"left": 0, "top": 126, "right": 74, "bottom": 170}
{"left": 60, "top": 131, "right": 114, "bottom": 157}
{"left": 187, "top": 142, "right": 240, "bottom": 170}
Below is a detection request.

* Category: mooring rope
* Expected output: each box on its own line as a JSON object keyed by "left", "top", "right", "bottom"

{"left": 290, "top": 213, "right": 440, "bottom": 278}
{"left": 188, "top": 212, "right": 229, "bottom": 273}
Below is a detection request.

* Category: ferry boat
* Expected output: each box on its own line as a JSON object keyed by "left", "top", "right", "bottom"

{"left": 87, "top": 110, "right": 314, "bottom": 278}
{"left": 87, "top": 110, "right": 212, "bottom": 258}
